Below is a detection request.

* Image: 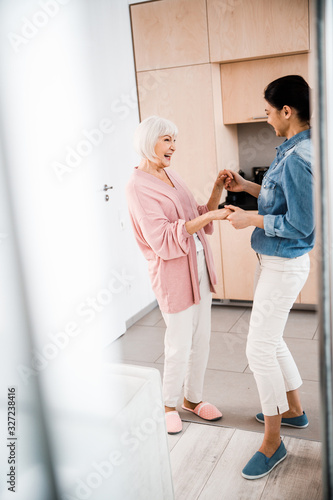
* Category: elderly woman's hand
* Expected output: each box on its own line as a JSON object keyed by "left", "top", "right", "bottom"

{"left": 210, "top": 208, "right": 232, "bottom": 221}
{"left": 214, "top": 171, "right": 228, "bottom": 189}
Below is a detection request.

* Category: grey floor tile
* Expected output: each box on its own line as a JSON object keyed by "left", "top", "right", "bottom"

{"left": 156, "top": 304, "right": 248, "bottom": 332}
{"left": 299, "top": 379, "right": 320, "bottom": 440}
{"left": 284, "top": 310, "right": 319, "bottom": 339}
{"left": 230, "top": 308, "right": 319, "bottom": 340}
{"left": 314, "top": 326, "right": 320, "bottom": 340}
{"left": 207, "top": 331, "right": 248, "bottom": 372}
{"left": 103, "top": 324, "right": 165, "bottom": 363}
{"left": 211, "top": 305, "right": 247, "bottom": 333}
{"left": 136, "top": 306, "right": 163, "bottom": 327}
{"left": 287, "top": 337, "right": 319, "bottom": 382}
{"left": 178, "top": 370, "right": 320, "bottom": 441}
{"left": 229, "top": 308, "right": 251, "bottom": 334}
{"left": 155, "top": 317, "right": 166, "bottom": 328}
{"left": 178, "top": 369, "right": 262, "bottom": 433}
{"left": 154, "top": 331, "right": 248, "bottom": 372}
{"left": 154, "top": 352, "right": 165, "bottom": 364}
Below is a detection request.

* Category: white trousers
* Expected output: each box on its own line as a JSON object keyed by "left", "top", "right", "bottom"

{"left": 247, "top": 253, "right": 310, "bottom": 416}
{"left": 162, "top": 250, "right": 212, "bottom": 407}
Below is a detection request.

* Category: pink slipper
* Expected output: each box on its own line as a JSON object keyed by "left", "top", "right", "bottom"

{"left": 182, "top": 402, "right": 222, "bottom": 421}
{"left": 165, "top": 411, "right": 182, "bottom": 434}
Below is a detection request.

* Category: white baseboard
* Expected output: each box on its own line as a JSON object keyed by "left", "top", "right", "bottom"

{"left": 125, "top": 300, "right": 158, "bottom": 330}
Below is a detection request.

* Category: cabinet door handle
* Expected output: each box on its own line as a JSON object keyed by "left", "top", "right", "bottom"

{"left": 252, "top": 116, "right": 267, "bottom": 120}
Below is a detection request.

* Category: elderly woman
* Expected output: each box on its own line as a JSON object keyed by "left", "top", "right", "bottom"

{"left": 126, "top": 115, "right": 230, "bottom": 434}
{"left": 224, "top": 75, "right": 314, "bottom": 479}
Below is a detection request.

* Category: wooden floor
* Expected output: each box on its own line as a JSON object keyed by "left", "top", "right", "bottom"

{"left": 168, "top": 422, "right": 322, "bottom": 500}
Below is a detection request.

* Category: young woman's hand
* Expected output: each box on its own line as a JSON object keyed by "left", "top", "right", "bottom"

{"left": 222, "top": 170, "right": 247, "bottom": 193}
{"left": 225, "top": 205, "right": 250, "bottom": 229}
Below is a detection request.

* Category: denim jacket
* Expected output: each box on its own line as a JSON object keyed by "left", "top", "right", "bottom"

{"left": 251, "top": 129, "right": 315, "bottom": 258}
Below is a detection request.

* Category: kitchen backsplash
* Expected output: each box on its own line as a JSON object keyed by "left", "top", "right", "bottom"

{"left": 237, "top": 122, "right": 284, "bottom": 179}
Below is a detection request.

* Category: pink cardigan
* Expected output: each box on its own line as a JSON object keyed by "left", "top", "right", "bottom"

{"left": 126, "top": 168, "right": 217, "bottom": 313}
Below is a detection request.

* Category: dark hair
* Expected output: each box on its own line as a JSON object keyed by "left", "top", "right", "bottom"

{"left": 264, "top": 75, "right": 310, "bottom": 123}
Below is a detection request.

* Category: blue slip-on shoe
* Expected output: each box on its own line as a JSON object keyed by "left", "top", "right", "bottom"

{"left": 255, "top": 411, "right": 309, "bottom": 428}
{"left": 241, "top": 440, "right": 287, "bottom": 480}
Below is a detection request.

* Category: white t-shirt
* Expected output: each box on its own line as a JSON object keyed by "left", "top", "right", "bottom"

{"left": 193, "top": 233, "right": 204, "bottom": 253}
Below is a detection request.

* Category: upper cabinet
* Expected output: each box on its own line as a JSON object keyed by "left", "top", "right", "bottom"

{"left": 130, "top": 0, "right": 210, "bottom": 71}
{"left": 131, "top": 0, "right": 310, "bottom": 68}
{"left": 207, "top": 0, "right": 309, "bottom": 63}
{"left": 220, "top": 53, "right": 310, "bottom": 124}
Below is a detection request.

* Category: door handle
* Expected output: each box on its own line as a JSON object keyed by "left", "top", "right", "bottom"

{"left": 103, "top": 185, "right": 113, "bottom": 202}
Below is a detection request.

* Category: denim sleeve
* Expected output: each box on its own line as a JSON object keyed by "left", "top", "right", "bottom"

{"left": 263, "top": 154, "right": 315, "bottom": 239}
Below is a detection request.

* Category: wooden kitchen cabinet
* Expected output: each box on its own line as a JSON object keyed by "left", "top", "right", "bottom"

{"left": 220, "top": 219, "right": 317, "bottom": 306}
{"left": 220, "top": 54, "right": 310, "bottom": 124}
{"left": 207, "top": 0, "right": 309, "bottom": 63}
{"left": 220, "top": 219, "right": 258, "bottom": 301}
{"left": 299, "top": 246, "right": 319, "bottom": 305}
{"left": 130, "top": 0, "right": 209, "bottom": 71}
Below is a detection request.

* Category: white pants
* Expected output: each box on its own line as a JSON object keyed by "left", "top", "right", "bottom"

{"left": 247, "top": 253, "right": 310, "bottom": 416}
{"left": 162, "top": 250, "right": 212, "bottom": 407}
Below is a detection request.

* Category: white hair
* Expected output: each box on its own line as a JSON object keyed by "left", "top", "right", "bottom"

{"left": 133, "top": 115, "right": 178, "bottom": 162}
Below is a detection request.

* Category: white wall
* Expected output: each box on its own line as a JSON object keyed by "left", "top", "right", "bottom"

{"left": 0, "top": 0, "right": 156, "bottom": 357}
{"left": 81, "top": 0, "right": 158, "bottom": 324}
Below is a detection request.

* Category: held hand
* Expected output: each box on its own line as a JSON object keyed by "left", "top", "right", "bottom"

{"left": 225, "top": 205, "right": 250, "bottom": 229}
{"left": 211, "top": 208, "right": 232, "bottom": 221}
{"left": 222, "top": 169, "right": 247, "bottom": 193}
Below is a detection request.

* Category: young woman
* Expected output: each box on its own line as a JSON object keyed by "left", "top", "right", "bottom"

{"left": 126, "top": 116, "right": 230, "bottom": 434}
{"left": 224, "top": 75, "right": 314, "bottom": 479}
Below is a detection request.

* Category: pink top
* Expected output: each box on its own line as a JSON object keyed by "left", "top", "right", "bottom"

{"left": 126, "top": 168, "right": 217, "bottom": 313}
